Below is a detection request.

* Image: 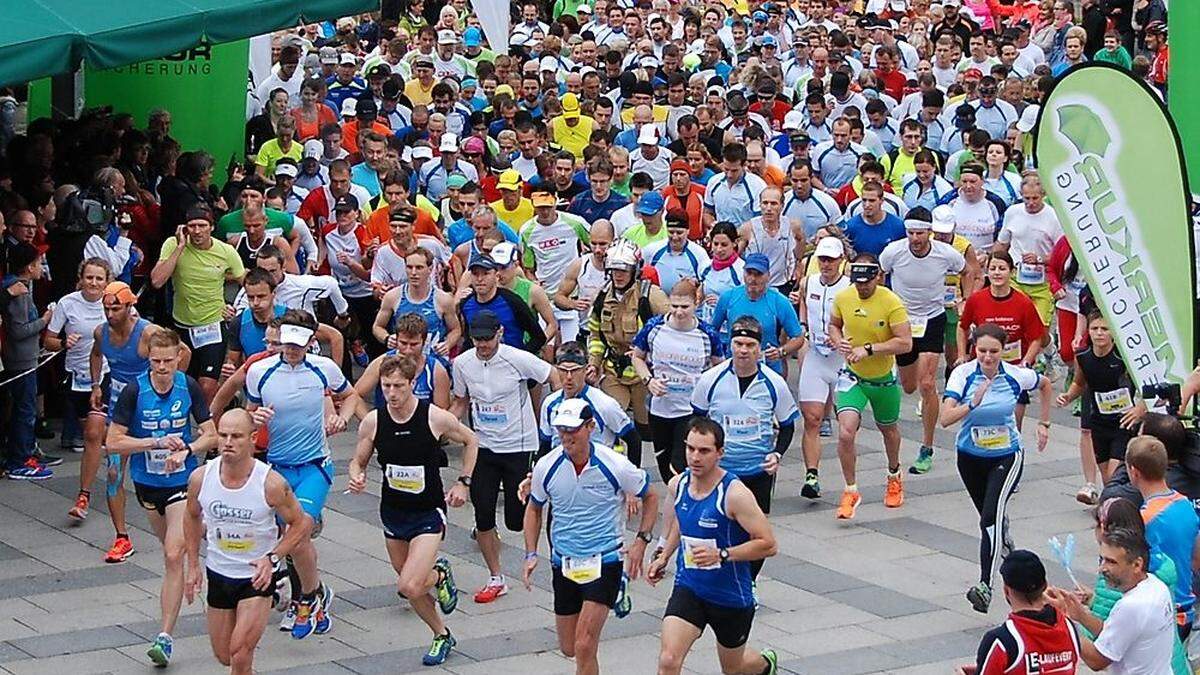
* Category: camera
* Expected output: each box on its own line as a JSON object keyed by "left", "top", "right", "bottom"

{"left": 58, "top": 185, "right": 116, "bottom": 236}
{"left": 1142, "top": 381, "right": 1183, "bottom": 417}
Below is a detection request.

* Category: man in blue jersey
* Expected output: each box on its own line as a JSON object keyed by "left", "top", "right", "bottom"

{"left": 245, "top": 309, "right": 362, "bottom": 639}
{"left": 709, "top": 254, "right": 805, "bottom": 376}
{"left": 106, "top": 328, "right": 217, "bottom": 667}
{"left": 457, "top": 254, "right": 548, "bottom": 353}
{"left": 648, "top": 417, "right": 779, "bottom": 675}
{"left": 523, "top": 399, "right": 659, "bottom": 675}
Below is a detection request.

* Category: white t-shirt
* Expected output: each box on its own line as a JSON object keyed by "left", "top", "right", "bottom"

{"left": 1094, "top": 575, "right": 1176, "bottom": 675}
{"left": 879, "top": 239, "right": 965, "bottom": 323}
{"left": 997, "top": 205, "right": 1063, "bottom": 286}
{"left": 47, "top": 291, "right": 108, "bottom": 389}
{"left": 950, "top": 196, "right": 1002, "bottom": 253}
{"left": 452, "top": 344, "right": 553, "bottom": 454}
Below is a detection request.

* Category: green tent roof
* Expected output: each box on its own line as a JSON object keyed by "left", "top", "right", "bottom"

{"left": 0, "top": 0, "right": 376, "bottom": 87}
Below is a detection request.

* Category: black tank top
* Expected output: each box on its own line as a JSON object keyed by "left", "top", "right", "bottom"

{"left": 235, "top": 233, "right": 270, "bottom": 271}
{"left": 375, "top": 400, "right": 444, "bottom": 511}
{"left": 1078, "top": 347, "right": 1135, "bottom": 428}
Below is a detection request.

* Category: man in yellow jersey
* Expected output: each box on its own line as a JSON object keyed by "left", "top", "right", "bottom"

{"left": 490, "top": 170, "right": 534, "bottom": 229}
{"left": 931, "top": 205, "right": 981, "bottom": 379}
{"left": 828, "top": 253, "right": 912, "bottom": 521}
{"left": 550, "top": 93, "right": 593, "bottom": 161}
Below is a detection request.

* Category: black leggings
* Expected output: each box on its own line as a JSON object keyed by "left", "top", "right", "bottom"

{"left": 739, "top": 471, "right": 775, "bottom": 580}
{"left": 470, "top": 448, "right": 533, "bottom": 533}
{"left": 957, "top": 450, "right": 1023, "bottom": 587}
{"left": 648, "top": 413, "right": 691, "bottom": 483}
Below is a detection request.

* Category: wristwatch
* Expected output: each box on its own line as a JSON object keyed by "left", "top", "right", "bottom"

{"left": 636, "top": 530, "right": 654, "bottom": 544}
{"left": 718, "top": 548, "right": 730, "bottom": 562}
{"left": 864, "top": 343, "right": 874, "bottom": 356}
{"left": 266, "top": 551, "right": 280, "bottom": 567}
{"left": 457, "top": 475, "right": 472, "bottom": 487}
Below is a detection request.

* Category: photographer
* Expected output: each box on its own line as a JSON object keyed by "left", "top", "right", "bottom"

{"left": 1101, "top": 413, "right": 1200, "bottom": 509}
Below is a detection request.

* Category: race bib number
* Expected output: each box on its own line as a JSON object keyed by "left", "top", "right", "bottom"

{"left": 722, "top": 414, "right": 761, "bottom": 441}
{"left": 561, "top": 554, "right": 603, "bottom": 584}
{"left": 385, "top": 464, "right": 426, "bottom": 494}
{"left": 70, "top": 373, "right": 93, "bottom": 393}
{"left": 189, "top": 322, "right": 222, "bottom": 349}
{"left": 944, "top": 284, "right": 959, "bottom": 307}
{"left": 1095, "top": 389, "right": 1134, "bottom": 415}
{"left": 836, "top": 369, "right": 857, "bottom": 393}
{"left": 664, "top": 373, "right": 696, "bottom": 396}
{"left": 108, "top": 379, "right": 127, "bottom": 409}
{"left": 474, "top": 402, "right": 508, "bottom": 428}
{"left": 971, "top": 425, "right": 1012, "bottom": 452}
{"left": 1001, "top": 341, "right": 1022, "bottom": 363}
{"left": 146, "top": 446, "right": 183, "bottom": 475}
{"left": 910, "top": 317, "right": 927, "bottom": 339}
{"left": 1016, "top": 262, "right": 1045, "bottom": 285}
{"left": 215, "top": 527, "right": 256, "bottom": 553}
{"left": 681, "top": 536, "right": 721, "bottom": 570}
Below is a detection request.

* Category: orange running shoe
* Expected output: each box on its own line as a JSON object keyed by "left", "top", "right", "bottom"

{"left": 104, "top": 536, "right": 134, "bottom": 563}
{"left": 884, "top": 474, "right": 905, "bottom": 508}
{"left": 68, "top": 492, "right": 90, "bottom": 521}
{"left": 473, "top": 578, "right": 509, "bottom": 603}
{"left": 835, "top": 490, "right": 862, "bottom": 520}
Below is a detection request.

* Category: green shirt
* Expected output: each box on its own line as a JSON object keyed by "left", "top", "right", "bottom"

{"left": 216, "top": 208, "right": 294, "bottom": 239}
{"left": 159, "top": 237, "right": 246, "bottom": 326}
{"left": 255, "top": 138, "right": 302, "bottom": 176}
{"left": 552, "top": 0, "right": 587, "bottom": 19}
{"left": 1094, "top": 46, "right": 1132, "bottom": 70}
{"left": 621, "top": 222, "right": 669, "bottom": 248}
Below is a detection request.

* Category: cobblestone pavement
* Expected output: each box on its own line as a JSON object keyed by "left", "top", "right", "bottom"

{"left": 0, "top": 387, "right": 1102, "bottom": 674}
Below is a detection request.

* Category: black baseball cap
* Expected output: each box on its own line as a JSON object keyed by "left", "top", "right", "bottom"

{"left": 468, "top": 310, "right": 501, "bottom": 339}
{"left": 355, "top": 97, "right": 378, "bottom": 119}
{"left": 334, "top": 194, "right": 359, "bottom": 212}
{"left": 382, "top": 79, "right": 402, "bottom": 101}
{"left": 1000, "top": 550, "right": 1047, "bottom": 594}
{"left": 184, "top": 203, "right": 215, "bottom": 224}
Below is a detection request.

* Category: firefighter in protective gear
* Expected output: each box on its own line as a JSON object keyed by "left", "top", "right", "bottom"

{"left": 585, "top": 238, "right": 668, "bottom": 467}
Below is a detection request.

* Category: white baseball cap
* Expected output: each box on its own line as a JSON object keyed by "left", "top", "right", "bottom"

{"left": 1016, "top": 104, "right": 1041, "bottom": 133}
{"left": 490, "top": 242, "right": 519, "bottom": 266}
{"left": 814, "top": 237, "right": 845, "bottom": 259}
{"left": 782, "top": 110, "right": 805, "bottom": 131}
{"left": 340, "top": 98, "right": 357, "bottom": 118}
{"left": 438, "top": 30, "right": 458, "bottom": 45}
{"left": 637, "top": 125, "right": 659, "bottom": 145}
{"left": 411, "top": 145, "right": 434, "bottom": 160}
{"left": 302, "top": 139, "right": 324, "bottom": 160}
{"left": 274, "top": 161, "right": 299, "bottom": 178}
{"left": 540, "top": 55, "right": 558, "bottom": 72}
{"left": 931, "top": 205, "right": 956, "bottom": 233}
{"left": 551, "top": 398, "right": 594, "bottom": 429}
{"left": 439, "top": 135, "right": 460, "bottom": 153}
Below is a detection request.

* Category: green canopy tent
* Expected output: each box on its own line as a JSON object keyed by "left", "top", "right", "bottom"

{"left": 0, "top": 0, "right": 374, "bottom": 87}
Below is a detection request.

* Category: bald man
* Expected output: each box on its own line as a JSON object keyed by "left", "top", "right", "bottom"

{"left": 555, "top": 219, "right": 615, "bottom": 334}
{"left": 184, "top": 410, "right": 311, "bottom": 675}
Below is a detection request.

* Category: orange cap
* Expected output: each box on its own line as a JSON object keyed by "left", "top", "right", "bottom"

{"left": 103, "top": 281, "right": 137, "bottom": 305}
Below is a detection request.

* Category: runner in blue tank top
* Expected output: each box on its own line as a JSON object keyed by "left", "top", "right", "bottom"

{"left": 356, "top": 312, "right": 452, "bottom": 412}
{"left": 106, "top": 328, "right": 216, "bottom": 667}
{"left": 91, "top": 281, "right": 189, "bottom": 564}
{"left": 372, "top": 247, "right": 462, "bottom": 357}
{"left": 647, "top": 417, "right": 780, "bottom": 675}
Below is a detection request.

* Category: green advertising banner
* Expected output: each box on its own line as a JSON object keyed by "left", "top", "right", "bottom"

{"left": 84, "top": 39, "right": 249, "bottom": 184}
{"left": 1035, "top": 63, "right": 1195, "bottom": 387}
{"left": 1170, "top": 5, "right": 1200, "bottom": 193}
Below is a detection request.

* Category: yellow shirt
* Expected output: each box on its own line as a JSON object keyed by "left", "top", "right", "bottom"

{"left": 491, "top": 198, "right": 534, "bottom": 230}
{"left": 254, "top": 138, "right": 302, "bottom": 176}
{"left": 832, "top": 285, "right": 909, "bottom": 379}
{"left": 620, "top": 104, "right": 670, "bottom": 126}
{"left": 943, "top": 234, "right": 972, "bottom": 306}
{"left": 405, "top": 79, "right": 435, "bottom": 107}
{"left": 159, "top": 237, "right": 245, "bottom": 326}
{"left": 551, "top": 115, "right": 595, "bottom": 161}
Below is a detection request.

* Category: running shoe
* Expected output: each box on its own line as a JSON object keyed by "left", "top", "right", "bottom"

{"left": 147, "top": 632, "right": 173, "bottom": 667}
{"left": 291, "top": 595, "right": 319, "bottom": 639}
{"left": 433, "top": 557, "right": 458, "bottom": 615}
{"left": 68, "top": 492, "right": 90, "bottom": 521}
{"left": 279, "top": 602, "right": 297, "bottom": 631}
{"left": 32, "top": 446, "right": 63, "bottom": 466}
{"left": 614, "top": 572, "right": 632, "bottom": 618}
{"left": 761, "top": 648, "right": 778, "bottom": 675}
{"left": 422, "top": 630, "right": 456, "bottom": 666}
{"left": 7, "top": 458, "right": 52, "bottom": 481}
{"left": 909, "top": 446, "right": 934, "bottom": 475}
{"left": 819, "top": 418, "right": 833, "bottom": 438}
{"left": 800, "top": 472, "right": 821, "bottom": 499}
{"left": 104, "top": 536, "right": 134, "bottom": 563}
{"left": 314, "top": 584, "right": 334, "bottom": 634}
{"left": 884, "top": 474, "right": 905, "bottom": 508}
{"left": 60, "top": 438, "right": 85, "bottom": 453}
{"left": 1076, "top": 483, "right": 1099, "bottom": 506}
{"left": 835, "top": 489, "right": 862, "bottom": 520}
{"left": 966, "top": 582, "right": 992, "bottom": 613}
{"left": 473, "top": 577, "right": 508, "bottom": 603}
{"left": 350, "top": 340, "right": 370, "bottom": 367}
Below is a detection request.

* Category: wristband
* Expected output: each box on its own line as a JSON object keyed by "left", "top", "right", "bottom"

{"left": 1039, "top": 421, "right": 1051, "bottom": 428}
{"left": 524, "top": 551, "right": 539, "bottom": 561}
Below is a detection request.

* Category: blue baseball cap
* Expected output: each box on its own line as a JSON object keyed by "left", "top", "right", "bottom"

{"left": 743, "top": 253, "right": 770, "bottom": 274}
{"left": 637, "top": 191, "right": 665, "bottom": 215}
{"left": 760, "top": 35, "right": 778, "bottom": 48}
{"left": 463, "top": 27, "right": 483, "bottom": 48}
{"left": 752, "top": 10, "right": 769, "bottom": 21}
{"left": 468, "top": 253, "right": 498, "bottom": 271}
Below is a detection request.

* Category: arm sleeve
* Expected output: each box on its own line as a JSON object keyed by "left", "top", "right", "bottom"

{"left": 944, "top": 364, "right": 968, "bottom": 401}
{"left": 319, "top": 358, "right": 349, "bottom": 393}
{"left": 244, "top": 363, "right": 264, "bottom": 404}
{"left": 505, "top": 290, "right": 548, "bottom": 354}
{"left": 47, "top": 301, "right": 68, "bottom": 334}
{"left": 773, "top": 421, "right": 795, "bottom": 456}
{"left": 111, "top": 381, "right": 140, "bottom": 428}
{"left": 186, "top": 376, "right": 213, "bottom": 424}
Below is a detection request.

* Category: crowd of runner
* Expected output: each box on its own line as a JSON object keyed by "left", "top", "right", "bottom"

{"left": 0, "top": 0, "right": 1189, "bottom": 672}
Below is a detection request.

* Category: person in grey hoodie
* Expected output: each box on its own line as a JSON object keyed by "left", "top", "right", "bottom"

{"left": 2, "top": 242, "right": 53, "bottom": 479}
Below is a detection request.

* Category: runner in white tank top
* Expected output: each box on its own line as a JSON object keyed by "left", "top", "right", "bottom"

{"left": 739, "top": 188, "right": 802, "bottom": 290}
{"left": 553, "top": 220, "right": 614, "bottom": 341}
{"left": 790, "top": 237, "right": 850, "bottom": 501}
{"left": 184, "top": 410, "right": 313, "bottom": 674}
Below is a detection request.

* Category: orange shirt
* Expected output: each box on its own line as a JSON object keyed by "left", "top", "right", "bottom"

{"left": 365, "top": 204, "right": 441, "bottom": 242}
{"left": 661, "top": 184, "right": 707, "bottom": 242}
{"left": 290, "top": 105, "right": 337, "bottom": 141}
{"left": 340, "top": 120, "right": 393, "bottom": 154}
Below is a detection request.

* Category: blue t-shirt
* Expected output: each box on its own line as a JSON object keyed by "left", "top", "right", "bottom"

{"left": 944, "top": 360, "right": 1039, "bottom": 458}
{"left": 1144, "top": 491, "right": 1199, "bottom": 620}
{"left": 568, "top": 191, "right": 630, "bottom": 225}
{"left": 112, "top": 371, "right": 208, "bottom": 488}
{"left": 710, "top": 286, "right": 803, "bottom": 374}
{"left": 446, "top": 219, "right": 518, "bottom": 250}
{"left": 842, "top": 213, "right": 907, "bottom": 258}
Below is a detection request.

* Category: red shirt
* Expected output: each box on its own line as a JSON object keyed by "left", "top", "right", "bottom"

{"left": 976, "top": 607, "right": 1080, "bottom": 675}
{"left": 661, "top": 184, "right": 707, "bottom": 242}
{"left": 959, "top": 287, "right": 1046, "bottom": 363}
{"left": 874, "top": 68, "right": 907, "bottom": 102}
